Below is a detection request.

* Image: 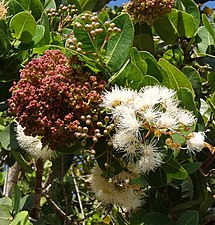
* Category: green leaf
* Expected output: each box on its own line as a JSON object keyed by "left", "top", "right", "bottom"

{"left": 177, "top": 87, "right": 198, "bottom": 115}
{"left": 0, "top": 21, "right": 11, "bottom": 53}
{"left": 176, "top": 210, "right": 199, "bottom": 225}
{"left": 138, "top": 75, "right": 161, "bottom": 86}
{"left": 9, "top": 12, "right": 36, "bottom": 43}
{"left": 12, "top": 185, "right": 21, "bottom": 215}
{"left": 37, "top": 12, "right": 50, "bottom": 46}
{"left": 167, "top": 9, "right": 196, "bottom": 38}
{"left": 139, "top": 51, "right": 169, "bottom": 84}
{"left": 158, "top": 58, "right": 193, "bottom": 92}
{"left": 134, "top": 22, "right": 155, "bottom": 54}
{"left": 44, "top": 0, "right": 56, "bottom": 10}
{"left": 11, "top": 151, "right": 33, "bottom": 173}
{"left": 182, "top": 66, "right": 202, "bottom": 96}
{"left": 181, "top": 176, "right": 194, "bottom": 201}
{"left": 163, "top": 158, "right": 188, "bottom": 180}
{"left": 0, "top": 198, "right": 13, "bottom": 225}
{"left": 0, "top": 197, "right": 12, "bottom": 207}
{"left": 32, "top": 25, "right": 45, "bottom": 46}
{"left": 142, "top": 212, "right": 176, "bottom": 225}
{"left": 197, "top": 26, "right": 214, "bottom": 54}
{"left": 130, "top": 47, "right": 147, "bottom": 75}
{"left": 183, "top": 162, "right": 202, "bottom": 174}
{"left": 7, "top": 0, "right": 43, "bottom": 20}
{"left": 0, "top": 123, "right": 19, "bottom": 151}
{"left": 154, "top": 14, "right": 178, "bottom": 45}
{"left": 202, "top": 14, "right": 215, "bottom": 43}
{"left": 19, "top": 194, "right": 35, "bottom": 212}
{"left": 181, "top": 0, "right": 200, "bottom": 28}
{"left": 106, "top": 14, "right": 134, "bottom": 72}
{"left": 109, "top": 60, "right": 145, "bottom": 90}
{"left": 9, "top": 211, "right": 31, "bottom": 225}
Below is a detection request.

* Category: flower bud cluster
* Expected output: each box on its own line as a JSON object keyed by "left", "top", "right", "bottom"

{"left": 123, "top": 0, "right": 175, "bottom": 25}
{"left": 71, "top": 12, "right": 121, "bottom": 53}
{"left": 47, "top": 4, "right": 78, "bottom": 31}
{"left": 0, "top": 2, "right": 7, "bottom": 20}
{"left": 8, "top": 50, "right": 106, "bottom": 150}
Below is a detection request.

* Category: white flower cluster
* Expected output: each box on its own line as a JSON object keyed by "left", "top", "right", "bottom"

{"left": 88, "top": 85, "right": 206, "bottom": 211}
{"left": 89, "top": 166, "right": 143, "bottom": 211}
{"left": 101, "top": 86, "right": 203, "bottom": 170}
{"left": 16, "top": 123, "right": 55, "bottom": 161}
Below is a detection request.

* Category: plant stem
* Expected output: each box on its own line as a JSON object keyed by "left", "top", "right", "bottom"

{"left": 31, "top": 159, "right": 44, "bottom": 220}
{"left": 3, "top": 162, "right": 20, "bottom": 197}
{"left": 71, "top": 168, "right": 85, "bottom": 224}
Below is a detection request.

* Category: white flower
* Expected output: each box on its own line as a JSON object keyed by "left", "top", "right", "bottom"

{"left": 136, "top": 142, "right": 163, "bottom": 173}
{"left": 16, "top": 123, "right": 55, "bottom": 161}
{"left": 100, "top": 86, "right": 137, "bottom": 110}
{"left": 89, "top": 167, "right": 143, "bottom": 211}
{"left": 156, "top": 112, "right": 178, "bottom": 130}
{"left": 137, "top": 86, "right": 176, "bottom": 109}
{"left": 140, "top": 107, "right": 160, "bottom": 124}
{"left": 177, "top": 109, "right": 197, "bottom": 127}
{"left": 186, "top": 132, "right": 205, "bottom": 152}
{"left": 117, "top": 110, "right": 141, "bottom": 136}
{"left": 112, "top": 131, "right": 141, "bottom": 162}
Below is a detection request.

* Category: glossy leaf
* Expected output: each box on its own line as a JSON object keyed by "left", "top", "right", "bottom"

{"left": 12, "top": 185, "right": 21, "bottom": 215}
{"left": 158, "top": 58, "right": 193, "bottom": 92}
{"left": 202, "top": 14, "right": 215, "bottom": 43}
{"left": 183, "top": 162, "right": 202, "bottom": 174}
{"left": 142, "top": 212, "right": 176, "bottom": 225}
{"left": 106, "top": 14, "right": 134, "bottom": 72}
{"left": 154, "top": 14, "right": 178, "bottom": 45}
{"left": 163, "top": 158, "right": 188, "bottom": 180}
{"left": 182, "top": 66, "right": 202, "bottom": 96}
{"left": 9, "top": 12, "right": 36, "bottom": 43}
{"left": 168, "top": 9, "right": 197, "bottom": 38}
{"left": 0, "top": 197, "right": 13, "bottom": 225}
{"left": 9, "top": 211, "right": 31, "bottom": 225}
{"left": 37, "top": 12, "right": 50, "bottom": 46}
{"left": 197, "top": 26, "right": 214, "bottom": 54}
{"left": 109, "top": 60, "right": 145, "bottom": 90}
{"left": 0, "top": 123, "right": 19, "bottom": 151}
{"left": 130, "top": 47, "right": 147, "bottom": 75}
{"left": 181, "top": 0, "right": 200, "bottom": 28}
{"left": 32, "top": 25, "right": 45, "bottom": 46}
{"left": 177, "top": 87, "right": 198, "bottom": 116}
{"left": 176, "top": 210, "right": 199, "bottom": 225}
{"left": 139, "top": 51, "right": 169, "bottom": 84}
{"left": 134, "top": 22, "right": 155, "bottom": 54}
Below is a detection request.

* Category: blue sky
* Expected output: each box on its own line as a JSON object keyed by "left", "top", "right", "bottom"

{"left": 108, "top": 0, "right": 215, "bottom": 8}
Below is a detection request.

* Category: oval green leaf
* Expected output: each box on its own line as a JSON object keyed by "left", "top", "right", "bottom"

{"left": 9, "top": 11, "right": 36, "bottom": 43}
{"left": 106, "top": 13, "right": 134, "bottom": 72}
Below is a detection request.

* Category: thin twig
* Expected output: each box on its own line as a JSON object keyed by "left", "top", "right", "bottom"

{"left": 71, "top": 168, "right": 85, "bottom": 224}
{"left": 61, "top": 157, "right": 69, "bottom": 225}
{"left": 42, "top": 190, "right": 72, "bottom": 224}
{"left": 42, "top": 172, "right": 54, "bottom": 190}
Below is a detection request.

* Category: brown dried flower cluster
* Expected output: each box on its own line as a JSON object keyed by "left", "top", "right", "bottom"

{"left": 8, "top": 50, "right": 106, "bottom": 150}
{"left": 124, "top": 0, "right": 175, "bottom": 25}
